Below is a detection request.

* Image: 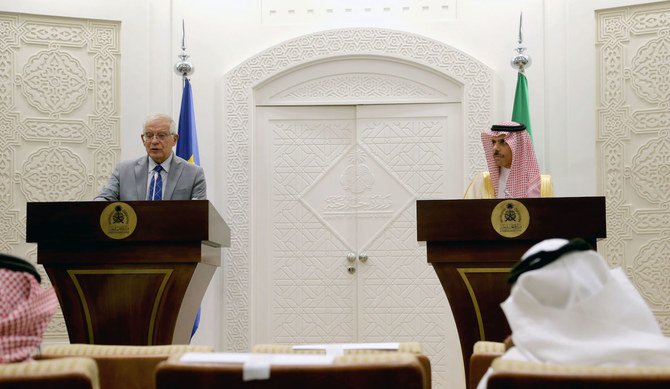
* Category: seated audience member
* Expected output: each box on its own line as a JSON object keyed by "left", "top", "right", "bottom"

{"left": 0, "top": 253, "right": 58, "bottom": 363}
{"left": 477, "top": 238, "right": 670, "bottom": 388}
{"left": 465, "top": 121, "right": 553, "bottom": 198}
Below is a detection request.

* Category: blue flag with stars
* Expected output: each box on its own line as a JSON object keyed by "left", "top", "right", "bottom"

{"left": 176, "top": 78, "right": 200, "bottom": 165}
{"left": 176, "top": 77, "right": 201, "bottom": 339}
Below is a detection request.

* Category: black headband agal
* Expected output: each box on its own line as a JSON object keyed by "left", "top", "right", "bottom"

{"left": 507, "top": 238, "right": 593, "bottom": 285}
{"left": 0, "top": 253, "right": 41, "bottom": 283}
{"left": 491, "top": 122, "right": 526, "bottom": 132}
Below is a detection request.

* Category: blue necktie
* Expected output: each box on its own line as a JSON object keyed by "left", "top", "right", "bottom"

{"left": 148, "top": 165, "right": 163, "bottom": 200}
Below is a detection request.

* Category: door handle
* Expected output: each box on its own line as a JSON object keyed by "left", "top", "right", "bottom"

{"left": 346, "top": 253, "right": 366, "bottom": 274}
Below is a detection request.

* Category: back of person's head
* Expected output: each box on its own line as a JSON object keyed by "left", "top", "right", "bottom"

{"left": 502, "top": 238, "right": 670, "bottom": 366}
{"left": 508, "top": 238, "right": 609, "bottom": 309}
{"left": 0, "top": 253, "right": 58, "bottom": 363}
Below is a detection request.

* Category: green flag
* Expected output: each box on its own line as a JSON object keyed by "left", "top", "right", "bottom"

{"left": 511, "top": 71, "right": 532, "bottom": 140}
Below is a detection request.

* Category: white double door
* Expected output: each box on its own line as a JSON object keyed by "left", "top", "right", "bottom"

{"left": 253, "top": 103, "right": 464, "bottom": 388}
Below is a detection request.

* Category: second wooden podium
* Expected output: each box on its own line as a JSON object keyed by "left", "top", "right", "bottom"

{"left": 26, "top": 200, "right": 230, "bottom": 346}
{"left": 417, "top": 197, "right": 606, "bottom": 384}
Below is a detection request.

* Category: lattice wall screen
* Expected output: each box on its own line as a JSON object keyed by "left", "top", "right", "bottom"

{"left": 0, "top": 12, "right": 120, "bottom": 341}
{"left": 596, "top": 2, "right": 670, "bottom": 332}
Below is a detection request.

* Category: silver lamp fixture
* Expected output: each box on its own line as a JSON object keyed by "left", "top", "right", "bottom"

{"left": 511, "top": 12, "right": 531, "bottom": 72}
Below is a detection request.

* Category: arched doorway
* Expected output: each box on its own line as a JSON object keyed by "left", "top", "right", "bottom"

{"left": 221, "top": 28, "right": 495, "bottom": 389}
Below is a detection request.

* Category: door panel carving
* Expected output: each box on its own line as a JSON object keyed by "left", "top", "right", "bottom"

{"left": 254, "top": 103, "right": 463, "bottom": 388}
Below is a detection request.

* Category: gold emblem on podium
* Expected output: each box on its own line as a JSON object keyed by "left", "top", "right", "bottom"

{"left": 100, "top": 202, "right": 137, "bottom": 239}
{"left": 491, "top": 199, "right": 530, "bottom": 238}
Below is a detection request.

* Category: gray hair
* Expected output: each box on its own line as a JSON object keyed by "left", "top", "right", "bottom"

{"left": 143, "top": 113, "right": 177, "bottom": 134}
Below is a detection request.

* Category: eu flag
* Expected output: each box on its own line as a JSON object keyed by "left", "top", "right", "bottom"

{"left": 176, "top": 77, "right": 201, "bottom": 339}
{"left": 176, "top": 78, "right": 200, "bottom": 165}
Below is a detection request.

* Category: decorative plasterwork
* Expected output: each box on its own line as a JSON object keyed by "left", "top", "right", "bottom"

{"left": 0, "top": 12, "right": 120, "bottom": 341}
{"left": 596, "top": 3, "right": 670, "bottom": 330}
{"left": 222, "top": 28, "right": 493, "bottom": 351}
{"left": 274, "top": 73, "right": 448, "bottom": 103}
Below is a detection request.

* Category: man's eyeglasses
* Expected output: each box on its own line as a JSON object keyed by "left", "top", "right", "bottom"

{"left": 142, "top": 132, "right": 173, "bottom": 142}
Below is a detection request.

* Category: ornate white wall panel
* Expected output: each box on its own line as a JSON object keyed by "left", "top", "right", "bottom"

{"left": 255, "top": 57, "right": 463, "bottom": 105}
{"left": 596, "top": 3, "right": 670, "bottom": 330}
{"left": 0, "top": 12, "right": 120, "bottom": 341}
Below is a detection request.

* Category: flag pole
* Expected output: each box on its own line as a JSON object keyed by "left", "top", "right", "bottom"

{"left": 174, "top": 19, "right": 194, "bottom": 81}
{"left": 173, "top": 20, "right": 201, "bottom": 339}
{"left": 173, "top": 19, "right": 200, "bottom": 165}
{"left": 510, "top": 12, "right": 533, "bottom": 141}
{"left": 511, "top": 12, "right": 530, "bottom": 73}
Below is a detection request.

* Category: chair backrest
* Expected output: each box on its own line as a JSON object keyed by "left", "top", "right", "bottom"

{"left": 155, "top": 352, "right": 425, "bottom": 389}
{"left": 487, "top": 358, "right": 670, "bottom": 389}
{"left": 469, "top": 341, "right": 505, "bottom": 389}
{"left": 252, "top": 341, "right": 430, "bottom": 388}
{"left": 38, "top": 344, "right": 213, "bottom": 389}
{"left": 0, "top": 357, "right": 99, "bottom": 389}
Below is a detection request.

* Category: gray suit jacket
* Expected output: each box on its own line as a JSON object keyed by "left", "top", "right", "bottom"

{"left": 95, "top": 153, "right": 207, "bottom": 201}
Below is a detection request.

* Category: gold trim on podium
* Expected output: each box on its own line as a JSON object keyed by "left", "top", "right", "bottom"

{"left": 67, "top": 269, "right": 173, "bottom": 344}
{"left": 457, "top": 267, "right": 511, "bottom": 340}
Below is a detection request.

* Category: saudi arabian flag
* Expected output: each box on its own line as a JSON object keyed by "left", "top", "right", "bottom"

{"left": 512, "top": 71, "right": 532, "bottom": 141}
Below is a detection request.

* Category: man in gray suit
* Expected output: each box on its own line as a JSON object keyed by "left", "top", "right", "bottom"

{"left": 95, "top": 113, "right": 206, "bottom": 201}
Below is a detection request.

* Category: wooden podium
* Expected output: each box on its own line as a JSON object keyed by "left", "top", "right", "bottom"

{"left": 416, "top": 197, "right": 606, "bottom": 382}
{"left": 26, "top": 200, "right": 230, "bottom": 346}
